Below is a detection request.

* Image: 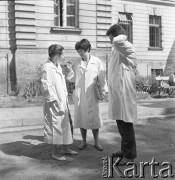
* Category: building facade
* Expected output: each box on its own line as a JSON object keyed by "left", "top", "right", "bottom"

{"left": 0, "top": 0, "right": 175, "bottom": 95}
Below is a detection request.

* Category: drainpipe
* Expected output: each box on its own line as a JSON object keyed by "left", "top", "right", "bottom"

{"left": 5, "top": 54, "right": 9, "bottom": 94}
{"left": 106, "top": 53, "right": 108, "bottom": 84}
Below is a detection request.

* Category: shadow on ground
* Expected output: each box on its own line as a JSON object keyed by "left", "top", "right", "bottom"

{"left": 0, "top": 119, "right": 175, "bottom": 180}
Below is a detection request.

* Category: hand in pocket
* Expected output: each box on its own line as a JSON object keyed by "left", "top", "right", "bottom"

{"left": 58, "top": 103, "right": 64, "bottom": 116}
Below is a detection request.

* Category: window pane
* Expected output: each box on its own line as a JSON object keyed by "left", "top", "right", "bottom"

{"left": 67, "top": 16, "right": 75, "bottom": 26}
{"left": 149, "top": 16, "right": 153, "bottom": 24}
{"left": 54, "top": 0, "right": 63, "bottom": 26}
{"left": 54, "top": 16, "right": 58, "bottom": 26}
{"left": 155, "top": 27, "right": 160, "bottom": 46}
{"left": 150, "top": 27, "right": 155, "bottom": 46}
{"left": 119, "top": 13, "right": 133, "bottom": 43}
{"left": 67, "top": 5, "right": 75, "bottom": 15}
{"left": 54, "top": 3, "right": 58, "bottom": 15}
{"left": 151, "top": 69, "right": 163, "bottom": 76}
{"left": 155, "top": 17, "right": 160, "bottom": 25}
{"left": 66, "top": 0, "right": 76, "bottom": 27}
{"left": 67, "top": 0, "right": 75, "bottom": 4}
{"left": 126, "top": 14, "right": 132, "bottom": 21}
{"left": 119, "top": 14, "right": 127, "bottom": 21}
{"left": 54, "top": 6, "right": 57, "bottom": 15}
{"left": 149, "top": 15, "right": 161, "bottom": 47}
{"left": 54, "top": 0, "right": 78, "bottom": 27}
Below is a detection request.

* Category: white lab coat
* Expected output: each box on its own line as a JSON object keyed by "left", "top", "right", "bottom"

{"left": 67, "top": 56, "right": 107, "bottom": 129}
{"left": 41, "top": 60, "right": 73, "bottom": 145}
{"left": 108, "top": 35, "right": 137, "bottom": 123}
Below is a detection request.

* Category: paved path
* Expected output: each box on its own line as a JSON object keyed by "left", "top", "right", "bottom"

{"left": 0, "top": 116, "right": 175, "bottom": 180}
{"left": 0, "top": 98, "right": 175, "bottom": 179}
{"left": 0, "top": 98, "right": 175, "bottom": 130}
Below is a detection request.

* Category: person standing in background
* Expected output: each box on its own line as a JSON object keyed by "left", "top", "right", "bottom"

{"left": 168, "top": 72, "right": 175, "bottom": 86}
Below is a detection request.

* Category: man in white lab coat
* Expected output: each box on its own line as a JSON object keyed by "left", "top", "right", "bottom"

{"left": 106, "top": 24, "right": 137, "bottom": 165}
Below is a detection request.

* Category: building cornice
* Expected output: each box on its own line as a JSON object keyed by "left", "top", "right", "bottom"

{"left": 122, "top": 0, "right": 175, "bottom": 7}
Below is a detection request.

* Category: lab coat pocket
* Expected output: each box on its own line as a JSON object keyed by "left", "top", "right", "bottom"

{"left": 52, "top": 102, "right": 64, "bottom": 116}
{"left": 121, "top": 63, "right": 129, "bottom": 71}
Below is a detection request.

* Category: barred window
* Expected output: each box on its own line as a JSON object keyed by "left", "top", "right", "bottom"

{"left": 118, "top": 13, "right": 133, "bottom": 43}
{"left": 54, "top": 0, "right": 79, "bottom": 27}
{"left": 149, "top": 15, "right": 161, "bottom": 48}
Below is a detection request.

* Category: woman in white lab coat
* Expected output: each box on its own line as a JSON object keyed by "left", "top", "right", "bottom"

{"left": 106, "top": 24, "right": 137, "bottom": 165}
{"left": 67, "top": 39, "right": 107, "bottom": 151}
{"left": 41, "top": 44, "right": 77, "bottom": 161}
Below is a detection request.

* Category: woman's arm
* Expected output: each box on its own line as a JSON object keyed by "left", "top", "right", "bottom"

{"left": 97, "top": 60, "right": 108, "bottom": 95}
{"left": 67, "top": 63, "right": 75, "bottom": 82}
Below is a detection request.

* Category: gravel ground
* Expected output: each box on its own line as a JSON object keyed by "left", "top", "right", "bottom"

{"left": 0, "top": 117, "right": 175, "bottom": 180}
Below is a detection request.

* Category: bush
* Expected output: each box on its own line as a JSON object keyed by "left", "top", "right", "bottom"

{"left": 135, "top": 70, "right": 159, "bottom": 95}
{"left": 22, "top": 64, "right": 75, "bottom": 100}
{"left": 61, "top": 65, "right": 75, "bottom": 99}
{"left": 23, "top": 64, "right": 42, "bottom": 99}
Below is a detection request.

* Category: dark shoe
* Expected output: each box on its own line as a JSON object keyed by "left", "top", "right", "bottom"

{"left": 94, "top": 144, "right": 103, "bottom": 151}
{"left": 112, "top": 151, "right": 123, "bottom": 158}
{"left": 118, "top": 157, "right": 134, "bottom": 166}
{"left": 79, "top": 142, "right": 87, "bottom": 150}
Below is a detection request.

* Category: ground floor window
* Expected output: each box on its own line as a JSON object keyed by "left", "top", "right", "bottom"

{"left": 151, "top": 69, "right": 163, "bottom": 76}
{"left": 54, "top": 0, "right": 79, "bottom": 27}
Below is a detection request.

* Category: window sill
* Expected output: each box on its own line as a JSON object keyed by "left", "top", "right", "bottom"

{"left": 51, "top": 27, "right": 82, "bottom": 34}
{"left": 148, "top": 47, "right": 163, "bottom": 51}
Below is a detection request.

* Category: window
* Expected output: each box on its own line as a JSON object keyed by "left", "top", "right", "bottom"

{"left": 151, "top": 69, "right": 163, "bottom": 76}
{"left": 149, "top": 15, "right": 161, "bottom": 48}
{"left": 118, "top": 13, "right": 133, "bottom": 43}
{"left": 54, "top": 0, "right": 79, "bottom": 28}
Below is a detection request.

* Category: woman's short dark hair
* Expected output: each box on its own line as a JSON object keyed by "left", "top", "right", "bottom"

{"left": 106, "top": 24, "right": 126, "bottom": 37}
{"left": 75, "top": 39, "right": 91, "bottom": 52}
{"left": 48, "top": 44, "right": 64, "bottom": 58}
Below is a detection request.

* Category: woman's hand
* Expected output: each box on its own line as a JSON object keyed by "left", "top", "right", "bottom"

{"left": 53, "top": 100, "right": 65, "bottom": 116}
{"left": 103, "top": 92, "right": 108, "bottom": 101}
{"left": 66, "top": 61, "right": 73, "bottom": 72}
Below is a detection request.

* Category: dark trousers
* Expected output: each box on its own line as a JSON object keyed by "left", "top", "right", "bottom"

{"left": 116, "top": 120, "right": 137, "bottom": 159}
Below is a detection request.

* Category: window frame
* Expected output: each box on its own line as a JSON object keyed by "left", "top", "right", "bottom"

{"left": 149, "top": 15, "right": 162, "bottom": 50}
{"left": 118, "top": 12, "right": 133, "bottom": 43}
{"left": 151, "top": 69, "right": 163, "bottom": 76}
{"left": 53, "top": 0, "right": 79, "bottom": 28}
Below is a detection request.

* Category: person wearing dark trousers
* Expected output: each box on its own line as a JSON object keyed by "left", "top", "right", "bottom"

{"left": 106, "top": 24, "right": 137, "bottom": 165}
{"left": 116, "top": 120, "right": 137, "bottom": 160}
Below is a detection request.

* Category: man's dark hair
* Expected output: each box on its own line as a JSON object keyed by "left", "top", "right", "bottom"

{"left": 106, "top": 24, "right": 126, "bottom": 37}
{"left": 75, "top": 39, "right": 91, "bottom": 52}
